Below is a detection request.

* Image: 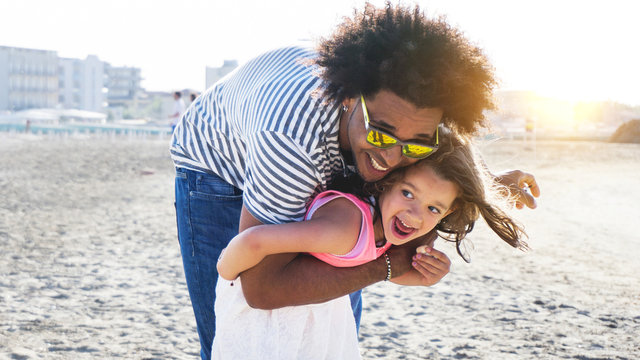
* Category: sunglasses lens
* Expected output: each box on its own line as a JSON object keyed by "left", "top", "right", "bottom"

{"left": 367, "top": 130, "right": 397, "bottom": 148}
{"left": 403, "top": 144, "right": 435, "bottom": 158}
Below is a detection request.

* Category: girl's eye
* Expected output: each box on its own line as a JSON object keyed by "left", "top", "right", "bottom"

{"left": 428, "top": 206, "right": 441, "bottom": 215}
{"left": 401, "top": 189, "right": 413, "bottom": 199}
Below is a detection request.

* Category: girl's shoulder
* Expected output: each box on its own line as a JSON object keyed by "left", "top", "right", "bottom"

{"left": 306, "top": 190, "right": 370, "bottom": 218}
{"left": 305, "top": 192, "right": 365, "bottom": 256}
{"left": 314, "top": 190, "right": 363, "bottom": 203}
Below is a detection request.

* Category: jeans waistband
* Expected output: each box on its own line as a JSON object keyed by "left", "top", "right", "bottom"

{"left": 175, "top": 167, "right": 241, "bottom": 194}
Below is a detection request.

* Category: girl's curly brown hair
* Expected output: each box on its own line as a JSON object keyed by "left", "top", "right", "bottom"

{"left": 315, "top": 1, "right": 497, "bottom": 136}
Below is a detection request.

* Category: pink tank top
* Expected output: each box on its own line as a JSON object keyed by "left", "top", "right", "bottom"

{"left": 306, "top": 190, "right": 391, "bottom": 267}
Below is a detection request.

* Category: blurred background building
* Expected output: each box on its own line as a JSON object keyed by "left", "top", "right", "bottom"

{"left": 1, "top": 44, "right": 637, "bottom": 139}
{"left": 58, "top": 55, "right": 105, "bottom": 112}
{"left": 205, "top": 60, "right": 238, "bottom": 89}
{"left": 1, "top": 45, "right": 239, "bottom": 124}
{"left": 0, "top": 46, "right": 59, "bottom": 111}
{"left": 104, "top": 64, "right": 144, "bottom": 120}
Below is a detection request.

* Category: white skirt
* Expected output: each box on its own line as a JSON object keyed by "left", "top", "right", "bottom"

{"left": 212, "top": 276, "right": 361, "bottom": 360}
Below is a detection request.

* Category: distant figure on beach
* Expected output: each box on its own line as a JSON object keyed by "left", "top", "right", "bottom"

{"left": 525, "top": 117, "right": 535, "bottom": 133}
{"left": 190, "top": 92, "right": 198, "bottom": 103}
{"left": 169, "top": 91, "right": 185, "bottom": 133}
{"left": 25, "top": 119, "right": 31, "bottom": 134}
{"left": 213, "top": 129, "right": 528, "bottom": 358}
{"left": 170, "top": 3, "right": 540, "bottom": 359}
{"left": 524, "top": 117, "right": 536, "bottom": 149}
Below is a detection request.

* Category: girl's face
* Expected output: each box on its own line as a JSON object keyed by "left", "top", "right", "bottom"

{"left": 378, "top": 165, "right": 458, "bottom": 245}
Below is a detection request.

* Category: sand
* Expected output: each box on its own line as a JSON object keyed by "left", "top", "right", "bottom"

{"left": 0, "top": 133, "right": 638, "bottom": 359}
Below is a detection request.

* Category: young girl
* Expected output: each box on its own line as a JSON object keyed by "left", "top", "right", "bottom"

{"left": 213, "top": 128, "right": 527, "bottom": 359}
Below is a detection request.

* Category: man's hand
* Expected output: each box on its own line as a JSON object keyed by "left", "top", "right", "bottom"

{"left": 494, "top": 169, "right": 541, "bottom": 209}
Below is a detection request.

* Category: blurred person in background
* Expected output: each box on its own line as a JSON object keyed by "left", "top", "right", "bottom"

{"left": 169, "top": 91, "right": 185, "bottom": 132}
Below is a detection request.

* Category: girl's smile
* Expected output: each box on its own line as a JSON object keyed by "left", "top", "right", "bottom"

{"left": 391, "top": 216, "right": 417, "bottom": 239}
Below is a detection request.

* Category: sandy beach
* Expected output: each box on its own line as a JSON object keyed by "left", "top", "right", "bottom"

{"left": 1, "top": 133, "right": 638, "bottom": 359}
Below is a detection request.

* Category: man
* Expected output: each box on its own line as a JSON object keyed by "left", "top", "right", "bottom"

{"left": 170, "top": 4, "right": 539, "bottom": 359}
{"left": 169, "top": 91, "right": 185, "bottom": 133}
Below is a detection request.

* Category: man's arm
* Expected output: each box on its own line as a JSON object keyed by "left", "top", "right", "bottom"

{"left": 238, "top": 205, "right": 447, "bottom": 309}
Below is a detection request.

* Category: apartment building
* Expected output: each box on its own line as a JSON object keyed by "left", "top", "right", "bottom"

{"left": 105, "top": 64, "right": 144, "bottom": 117}
{"left": 0, "top": 45, "right": 145, "bottom": 117}
{"left": 0, "top": 46, "right": 58, "bottom": 111}
{"left": 58, "top": 55, "right": 106, "bottom": 112}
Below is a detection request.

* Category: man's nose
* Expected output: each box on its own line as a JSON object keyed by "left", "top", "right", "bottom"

{"left": 379, "top": 145, "right": 404, "bottom": 168}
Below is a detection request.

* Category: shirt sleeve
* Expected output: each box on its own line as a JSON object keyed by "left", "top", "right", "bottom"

{"left": 242, "top": 131, "right": 323, "bottom": 225}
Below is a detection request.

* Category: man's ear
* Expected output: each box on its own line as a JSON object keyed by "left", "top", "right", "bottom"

{"left": 345, "top": 96, "right": 359, "bottom": 111}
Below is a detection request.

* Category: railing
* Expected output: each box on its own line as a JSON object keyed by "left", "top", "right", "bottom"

{"left": 0, "top": 122, "right": 173, "bottom": 140}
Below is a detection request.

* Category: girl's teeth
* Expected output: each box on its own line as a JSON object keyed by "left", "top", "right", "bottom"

{"left": 399, "top": 218, "right": 413, "bottom": 229}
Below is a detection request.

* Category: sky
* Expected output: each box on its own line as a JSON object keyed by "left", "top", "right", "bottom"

{"left": 1, "top": 0, "right": 639, "bottom": 106}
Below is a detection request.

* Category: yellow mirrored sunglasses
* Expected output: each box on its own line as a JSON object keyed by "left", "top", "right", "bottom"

{"left": 360, "top": 94, "right": 439, "bottom": 159}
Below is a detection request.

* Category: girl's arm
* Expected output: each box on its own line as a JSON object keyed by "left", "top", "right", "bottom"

{"left": 217, "top": 197, "right": 362, "bottom": 280}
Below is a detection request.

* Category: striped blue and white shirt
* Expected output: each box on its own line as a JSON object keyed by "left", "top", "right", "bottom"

{"left": 170, "top": 46, "right": 346, "bottom": 225}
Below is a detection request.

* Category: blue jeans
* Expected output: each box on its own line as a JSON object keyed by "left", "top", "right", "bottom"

{"left": 174, "top": 167, "right": 362, "bottom": 360}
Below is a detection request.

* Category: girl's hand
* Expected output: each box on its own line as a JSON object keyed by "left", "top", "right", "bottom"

{"left": 410, "top": 246, "right": 451, "bottom": 286}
